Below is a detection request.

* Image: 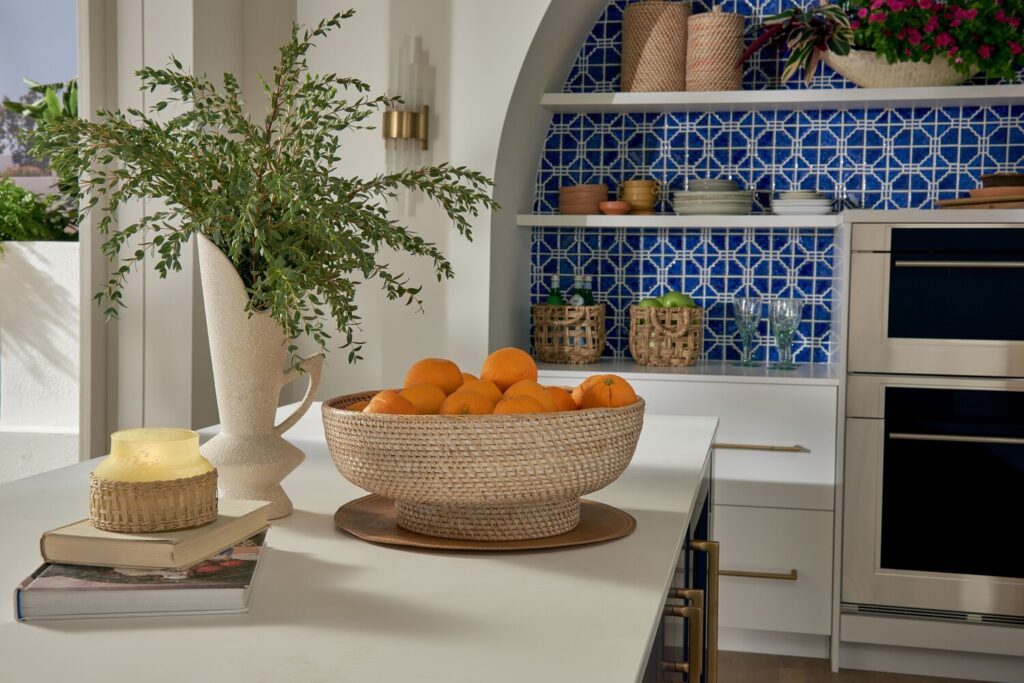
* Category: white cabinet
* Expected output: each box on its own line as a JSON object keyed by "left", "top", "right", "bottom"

{"left": 538, "top": 365, "right": 840, "bottom": 650}
{"left": 715, "top": 505, "right": 834, "bottom": 636}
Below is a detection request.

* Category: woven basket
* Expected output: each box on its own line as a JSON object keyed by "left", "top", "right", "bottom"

{"left": 622, "top": 0, "right": 691, "bottom": 92}
{"left": 322, "top": 394, "right": 646, "bottom": 541}
{"left": 824, "top": 49, "right": 974, "bottom": 88}
{"left": 629, "top": 304, "right": 704, "bottom": 366}
{"left": 89, "top": 470, "right": 219, "bottom": 533}
{"left": 533, "top": 303, "right": 606, "bottom": 364}
{"left": 686, "top": 7, "right": 744, "bottom": 91}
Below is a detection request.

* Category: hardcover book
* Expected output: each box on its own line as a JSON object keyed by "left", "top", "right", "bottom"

{"left": 15, "top": 531, "right": 267, "bottom": 622}
{"left": 40, "top": 499, "right": 271, "bottom": 570}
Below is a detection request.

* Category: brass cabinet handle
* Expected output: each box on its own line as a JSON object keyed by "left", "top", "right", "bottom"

{"left": 660, "top": 603, "right": 702, "bottom": 681}
{"left": 691, "top": 540, "right": 720, "bottom": 683}
{"left": 721, "top": 568, "right": 798, "bottom": 581}
{"left": 714, "top": 442, "right": 808, "bottom": 453}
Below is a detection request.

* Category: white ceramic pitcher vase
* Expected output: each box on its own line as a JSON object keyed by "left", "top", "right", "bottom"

{"left": 196, "top": 234, "right": 323, "bottom": 519}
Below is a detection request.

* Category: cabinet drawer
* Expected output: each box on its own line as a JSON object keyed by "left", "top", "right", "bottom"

{"left": 714, "top": 505, "right": 833, "bottom": 636}
{"left": 539, "top": 374, "right": 838, "bottom": 510}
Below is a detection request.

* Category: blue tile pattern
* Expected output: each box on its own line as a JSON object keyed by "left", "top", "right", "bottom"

{"left": 532, "top": 227, "right": 835, "bottom": 364}
{"left": 565, "top": 0, "right": 1024, "bottom": 93}
{"left": 529, "top": 0, "right": 1024, "bottom": 363}
{"left": 534, "top": 106, "right": 1024, "bottom": 214}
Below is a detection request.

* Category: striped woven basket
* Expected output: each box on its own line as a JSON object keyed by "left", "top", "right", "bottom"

{"left": 686, "top": 6, "right": 745, "bottom": 91}
{"left": 622, "top": 0, "right": 691, "bottom": 92}
{"left": 322, "top": 393, "right": 645, "bottom": 541}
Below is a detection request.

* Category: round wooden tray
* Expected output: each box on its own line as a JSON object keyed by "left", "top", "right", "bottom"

{"left": 335, "top": 494, "right": 636, "bottom": 551}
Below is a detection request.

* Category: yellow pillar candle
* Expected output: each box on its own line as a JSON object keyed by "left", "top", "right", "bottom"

{"left": 93, "top": 428, "right": 214, "bottom": 483}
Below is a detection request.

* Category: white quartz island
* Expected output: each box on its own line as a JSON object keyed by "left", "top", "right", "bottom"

{"left": 0, "top": 405, "right": 717, "bottom": 683}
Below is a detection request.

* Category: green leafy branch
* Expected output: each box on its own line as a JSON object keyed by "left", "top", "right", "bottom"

{"left": 29, "top": 11, "right": 499, "bottom": 366}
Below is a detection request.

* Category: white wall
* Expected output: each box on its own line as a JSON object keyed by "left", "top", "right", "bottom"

{"left": 294, "top": 0, "right": 550, "bottom": 398}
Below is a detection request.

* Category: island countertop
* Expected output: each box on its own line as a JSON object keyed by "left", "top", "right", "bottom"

{"left": 0, "top": 405, "right": 717, "bottom": 683}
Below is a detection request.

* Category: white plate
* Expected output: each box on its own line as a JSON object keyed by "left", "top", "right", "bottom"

{"left": 771, "top": 206, "right": 834, "bottom": 215}
{"left": 688, "top": 179, "right": 739, "bottom": 191}
{"left": 674, "top": 190, "right": 753, "bottom": 199}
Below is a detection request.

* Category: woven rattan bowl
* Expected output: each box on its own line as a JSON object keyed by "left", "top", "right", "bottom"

{"left": 322, "top": 393, "right": 645, "bottom": 541}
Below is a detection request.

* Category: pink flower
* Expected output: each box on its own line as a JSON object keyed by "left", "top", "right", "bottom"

{"left": 978, "top": 45, "right": 994, "bottom": 59}
{"left": 935, "top": 32, "right": 954, "bottom": 47}
{"left": 871, "top": 0, "right": 886, "bottom": 8}
{"left": 870, "top": 11, "right": 887, "bottom": 22}
{"left": 851, "top": 19, "right": 862, "bottom": 29}
{"left": 887, "top": 0, "right": 905, "bottom": 10}
{"left": 858, "top": 7, "right": 869, "bottom": 18}
{"left": 919, "top": 0, "right": 933, "bottom": 8}
{"left": 948, "top": 46, "right": 960, "bottom": 57}
{"left": 908, "top": 30, "right": 922, "bottom": 46}
{"left": 1011, "top": 42, "right": 1023, "bottom": 56}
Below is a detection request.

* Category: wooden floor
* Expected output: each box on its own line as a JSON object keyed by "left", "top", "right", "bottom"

{"left": 720, "top": 652, "right": 976, "bottom": 683}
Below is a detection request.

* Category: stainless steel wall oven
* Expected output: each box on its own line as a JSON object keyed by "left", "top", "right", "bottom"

{"left": 845, "top": 223, "right": 1024, "bottom": 626}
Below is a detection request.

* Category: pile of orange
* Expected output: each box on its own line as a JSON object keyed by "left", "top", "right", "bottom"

{"left": 350, "top": 347, "right": 638, "bottom": 416}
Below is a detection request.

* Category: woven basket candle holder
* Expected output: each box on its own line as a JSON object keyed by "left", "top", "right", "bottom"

{"left": 622, "top": 0, "right": 692, "bottom": 92}
{"left": 322, "top": 393, "right": 645, "bottom": 541}
{"left": 89, "top": 471, "right": 219, "bottom": 533}
{"left": 89, "top": 427, "right": 219, "bottom": 533}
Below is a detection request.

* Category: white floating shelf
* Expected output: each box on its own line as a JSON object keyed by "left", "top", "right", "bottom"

{"left": 540, "top": 84, "right": 1024, "bottom": 113}
{"left": 517, "top": 214, "right": 843, "bottom": 229}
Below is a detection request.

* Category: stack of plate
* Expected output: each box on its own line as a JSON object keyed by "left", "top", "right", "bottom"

{"left": 672, "top": 178, "right": 753, "bottom": 215}
{"left": 771, "top": 190, "right": 834, "bottom": 216}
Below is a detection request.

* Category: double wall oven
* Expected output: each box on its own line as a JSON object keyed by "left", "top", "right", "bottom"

{"left": 844, "top": 223, "right": 1024, "bottom": 624}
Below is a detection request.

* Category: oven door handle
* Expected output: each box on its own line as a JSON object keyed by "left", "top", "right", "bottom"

{"left": 889, "top": 432, "right": 1024, "bottom": 446}
{"left": 892, "top": 260, "right": 1024, "bottom": 269}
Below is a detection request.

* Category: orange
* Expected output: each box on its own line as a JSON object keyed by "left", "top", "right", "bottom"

{"left": 404, "top": 358, "right": 464, "bottom": 395}
{"left": 345, "top": 400, "right": 370, "bottom": 412}
{"left": 572, "top": 374, "right": 612, "bottom": 407}
{"left": 580, "top": 374, "right": 637, "bottom": 409}
{"left": 399, "top": 384, "right": 447, "bottom": 415}
{"left": 493, "top": 395, "right": 546, "bottom": 414}
{"left": 546, "top": 386, "right": 577, "bottom": 412}
{"left": 503, "top": 380, "right": 556, "bottom": 412}
{"left": 461, "top": 372, "right": 479, "bottom": 383}
{"left": 481, "top": 347, "right": 538, "bottom": 393}
{"left": 456, "top": 379, "right": 503, "bottom": 405}
{"left": 439, "top": 390, "right": 494, "bottom": 415}
{"left": 363, "top": 390, "right": 419, "bottom": 415}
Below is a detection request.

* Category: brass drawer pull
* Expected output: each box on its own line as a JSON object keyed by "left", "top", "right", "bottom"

{"left": 690, "top": 540, "right": 719, "bottom": 683}
{"left": 661, "top": 602, "right": 702, "bottom": 681}
{"left": 714, "top": 442, "right": 808, "bottom": 453}
{"left": 721, "top": 568, "right": 799, "bottom": 581}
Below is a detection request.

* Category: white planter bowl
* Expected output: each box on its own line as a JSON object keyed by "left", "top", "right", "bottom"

{"left": 825, "top": 49, "right": 973, "bottom": 88}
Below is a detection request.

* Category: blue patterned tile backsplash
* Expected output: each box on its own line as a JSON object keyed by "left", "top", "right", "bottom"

{"left": 528, "top": 0, "right": 1024, "bottom": 364}
{"left": 531, "top": 226, "right": 835, "bottom": 364}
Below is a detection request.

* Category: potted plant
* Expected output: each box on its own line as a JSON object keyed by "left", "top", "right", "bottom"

{"left": 745, "top": 1, "right": 1024, "bottom": 88}
{"left": 29, "top": 12, "right": 499, "bottom": 517}
{"left": 2, "top": 79, "right": 78, "bottom": 195}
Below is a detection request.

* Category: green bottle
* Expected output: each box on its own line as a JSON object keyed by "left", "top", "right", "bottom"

{"left": 545, "top": 275, "right": 564, "bottom": 305}
{"left": 582, "top": 275, "right": 596, "bottom": 306}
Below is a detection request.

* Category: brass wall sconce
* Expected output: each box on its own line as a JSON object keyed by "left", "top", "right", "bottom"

{"left": 382, "top": 106, "right": 429, "bottom": 151}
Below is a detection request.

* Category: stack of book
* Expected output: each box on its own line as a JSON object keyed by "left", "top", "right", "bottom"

{"left": 14, "top": 499, "right": 271, "bottom": 621}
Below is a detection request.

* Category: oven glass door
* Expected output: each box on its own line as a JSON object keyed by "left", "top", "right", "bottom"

{"left": 882, "top": 386, "right": 1024, "bottom": 580}
{"left": 887, "top": 228, "right": 1024, "bottom": 342}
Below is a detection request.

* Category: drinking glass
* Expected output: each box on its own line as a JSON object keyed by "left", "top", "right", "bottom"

{"left": 732, "top": 296, "right": 762, "bottom": 367}
{"left": 769, "top": 298, "right": 804, "bottom": 370}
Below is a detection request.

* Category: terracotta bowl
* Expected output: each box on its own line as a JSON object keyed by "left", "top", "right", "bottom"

{"left": 599, "top": 201, "right": 632, "bottom": 215}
